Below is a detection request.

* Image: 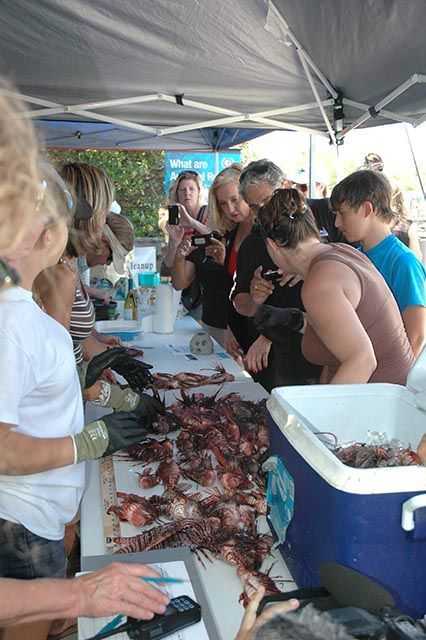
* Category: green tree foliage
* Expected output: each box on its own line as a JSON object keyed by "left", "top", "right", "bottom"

{"left": 48, "top": 150, "right": 165, "bottom": 237}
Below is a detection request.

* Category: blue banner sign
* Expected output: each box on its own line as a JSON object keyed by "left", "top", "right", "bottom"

{"left": 164, "top": 151, "right": 241, "bottom": 193}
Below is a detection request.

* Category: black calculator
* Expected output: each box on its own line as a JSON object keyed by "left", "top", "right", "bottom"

{"left": 127, "top": 595, "right": 202, "bottom": 640}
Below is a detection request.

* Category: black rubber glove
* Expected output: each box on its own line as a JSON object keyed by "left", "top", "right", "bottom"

{"left": 85, "top": 347, "right": 154, "bottom": 391}
{"left": 133, "top": 393, "right": 165, "bottom": 422}
{"left": 85, "top": 347, "right": 127, "bottom": 388}
{"left": 73, "top": 412, "right": 149, "bottom": 461}
{"left": 73, "top": 395, "right": 164, "bottom": 462}
{"left": 254, "top": 304, "right": 304, "bottom": 344}
{"left": 102, "top": 412, "right": 147, "bottom": 456}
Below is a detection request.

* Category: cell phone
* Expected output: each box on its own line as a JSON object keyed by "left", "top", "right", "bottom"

{"left": 191, "top": 233, "right": 212, "bottom": 247}
{"left": 127, "top": 595, "right": 202, "bottom": 640}
{"left": 262, "top": 268, "right": 281, "bottom": 282}
{"left": 168, "top": 205, "right": 180, "bottom": 226}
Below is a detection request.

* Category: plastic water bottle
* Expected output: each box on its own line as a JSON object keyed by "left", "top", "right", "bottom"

{"left": 153, "top": 277, "right": 176, "bottom": 334}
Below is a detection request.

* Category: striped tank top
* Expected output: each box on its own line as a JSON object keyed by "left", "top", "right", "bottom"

{"left": 70, "top": 278, "right": 95, "bottom": 365}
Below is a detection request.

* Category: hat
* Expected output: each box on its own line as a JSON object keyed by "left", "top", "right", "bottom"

{"left": 110, "top": 200, "right": 121, "bottom": 214}
{"left": 103, "top": 214, "right": 135, "bottom": 275}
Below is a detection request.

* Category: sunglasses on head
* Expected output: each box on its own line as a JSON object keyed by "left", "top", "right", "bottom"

{"left": 177, "top": 170, "right": 199, "bottom": 179}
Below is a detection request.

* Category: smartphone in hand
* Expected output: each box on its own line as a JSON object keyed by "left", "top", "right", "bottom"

{"left": 262, "top": 268, "right": 281, "bottom": 283}
{"left": 168, "top": 205, "right": 180, "bottom": 225}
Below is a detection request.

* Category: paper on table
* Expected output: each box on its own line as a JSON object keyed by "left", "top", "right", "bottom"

{"left": 166, "top": 344, "right": 192, "bottom": 355}
{"left": 78, "top": 560, "right": 210, "bottom": 640}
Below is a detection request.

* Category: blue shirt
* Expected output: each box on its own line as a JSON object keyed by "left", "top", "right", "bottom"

{"left": 362, "top": 234, "right": 426, "bottom": 312}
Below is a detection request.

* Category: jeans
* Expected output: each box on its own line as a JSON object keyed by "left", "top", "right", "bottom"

{"left": 0, "top": 518, "right": 66, "bottom": 579}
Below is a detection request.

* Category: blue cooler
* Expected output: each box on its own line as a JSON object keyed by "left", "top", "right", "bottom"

{"left": 266, "top": 351, "right": 426, "bottom": 617}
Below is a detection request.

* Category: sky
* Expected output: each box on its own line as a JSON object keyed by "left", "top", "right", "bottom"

{"left": 245, "top": 122, "right": 426, "bottom": 216}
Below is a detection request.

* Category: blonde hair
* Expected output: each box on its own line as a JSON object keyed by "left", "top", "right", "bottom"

{"left": 207, "top": 163, "right": 243, "bottom": 233}
{"left": 391, "top": 186, "right": 407, "bottom": 223}
{"left": 168, "top": 171, "right": 204, "bottom": 211}
{"left": 60, "top": 162, "right": 114, "bottom": 253}
{"left": 0, "top": 79, "right": 47, "bottom": 256}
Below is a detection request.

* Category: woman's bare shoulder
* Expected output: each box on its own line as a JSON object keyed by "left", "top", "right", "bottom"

{"left": 35, "top": 263, "right": 77, "bottom": 297}
{"left": 303, "top": 259, "right": 344, "bottom": 294}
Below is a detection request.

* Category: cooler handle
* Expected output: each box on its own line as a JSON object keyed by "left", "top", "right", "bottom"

{"left": 401, "top": 494, "right": 426, "bottom": 531}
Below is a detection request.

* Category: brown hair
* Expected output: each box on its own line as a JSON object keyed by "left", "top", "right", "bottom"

{"left": 330, "top": 170, "right": 394, "bottom": 223}
{"left": 60, "top": 162, "right": 114, "bottom": 253}
{"left": 258, "top": 188, "right": 320, "bottom": 248}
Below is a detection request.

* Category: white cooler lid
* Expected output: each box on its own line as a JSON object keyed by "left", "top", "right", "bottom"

{"left": 407, "top": 345, "right": 426, "bottom": 394}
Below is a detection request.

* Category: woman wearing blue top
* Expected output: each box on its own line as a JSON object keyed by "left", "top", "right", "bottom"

{"left": 331, "top": 170, "right": 426, "bottom": 358}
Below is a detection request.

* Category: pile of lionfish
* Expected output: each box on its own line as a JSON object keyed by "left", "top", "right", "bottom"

{"left": 333, "top": 443, "right": 420, "bottom": 468}
{"left": 151, "top": 364, "right": 235, "bottom": 390}
{"left": 109, "top": 390, "right": 285, "bottom": 605}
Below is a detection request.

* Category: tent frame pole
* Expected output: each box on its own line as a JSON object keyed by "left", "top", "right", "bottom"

{"left": 158, "top": 94, "right": 240, "bottom": 116}
{"left": 158, "top": 115, "right": 244, "bottom": 136}
{"left": 343, "top": 99, "right": 417, "bottom": 126}
{"left": 297, "top": 49, "right": 336, "bottom": 144}
{"left": 250, "top": 115, "right": 327, "bottom": 138}
{"left": 254, "top": 99, "right": 333, "bottom": 118}
{"left": 338, "top": 74, "right": 426, "bottom": 140}
{"left": 0, "top": 90, "right": 60, "bottom": 109}
{"left": 405, "top": 124, "right": 426, "bottom": 199}
{"left": 65, "top": 94, "right": 162, "bottom": 111}
{"left": 267, "top": 1, "right": 338, "bottom": 99}
{"left": 71, "top": 110, "right": 158, "bottom": 135}
{"left": 12, "top": 88, "right": 333, "bottom": 139}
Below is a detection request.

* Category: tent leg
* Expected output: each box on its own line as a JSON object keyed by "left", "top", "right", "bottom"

{"left": 405, "top": 125, "right": 426, "bottom": 200}
{"left": 308, "top": 134, "right": 315, "bottom": 198}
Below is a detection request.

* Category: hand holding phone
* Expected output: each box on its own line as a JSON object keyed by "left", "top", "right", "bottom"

{"left": 205, "top": 236, "right": 226, "bottom": 265}
{"left": 262, "top": 268, "right": 282, "bottom": 283}
{"left": 168, "top": 205, "right": 180, "bottom": 225}
{"left": 235, "top": 586, "right": 299, "bottom": 640}
{"left": 191, "top": 233, "right": 212, "bottom": 247}
{"left": 250, "top": 266, "right": 275, "bottom": 305}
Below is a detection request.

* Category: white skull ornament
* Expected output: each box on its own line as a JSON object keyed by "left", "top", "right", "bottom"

{"left": 189, "top": 331, "right": 214, "bottom": 355}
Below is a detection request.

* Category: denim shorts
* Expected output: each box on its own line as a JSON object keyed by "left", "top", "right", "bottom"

{"left": 0, "top": 518, "right": 66, "bottom": 579}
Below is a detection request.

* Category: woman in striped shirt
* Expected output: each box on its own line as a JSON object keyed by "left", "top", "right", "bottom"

{"left": 36, "top": 163, "right": 117, "bottom": 366}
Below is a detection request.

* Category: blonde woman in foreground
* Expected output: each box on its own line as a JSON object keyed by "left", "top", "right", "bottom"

{"left": 0, "top": 81, "right": 168, "bottom": 637}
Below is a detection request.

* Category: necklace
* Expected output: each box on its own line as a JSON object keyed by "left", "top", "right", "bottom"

{"left": 58, "top": 256, "right": 77, "bottom": 273}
